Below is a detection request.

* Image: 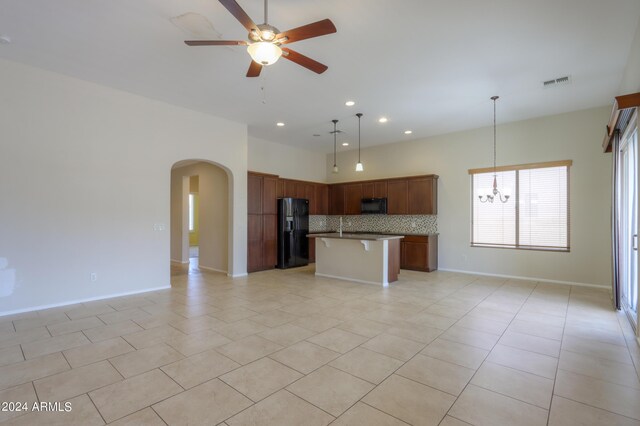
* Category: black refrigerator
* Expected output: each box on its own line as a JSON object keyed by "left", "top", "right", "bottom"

{"left": 277, "top": 198, "right": 309, "bottom": 269}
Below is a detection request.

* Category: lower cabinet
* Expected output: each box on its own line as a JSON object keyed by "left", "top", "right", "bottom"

{"left": 308, "top": 238, "right": 315, "bottom": 263}
{"left": 263, "top": 214, "right": 277, "bottom": 269}
{"left": 400, "top": 235, "right": 438, "bottom": 272}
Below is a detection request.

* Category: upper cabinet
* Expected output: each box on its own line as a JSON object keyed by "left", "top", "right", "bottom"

{"left": 408, "top": 176, "right": 437, "bottom": 215}
{"left": 248, "top": 173, "right": 263, "bottom": 215}
{"left": 344, "top": 184, "right": 363, "bottom": 215}
{"left": 387, "top": 180, "right": 408, "bottom": 215}
{"left": 329, "top": 184, "right": 345, "bottom": 215}
{"left": 317, "top": 184, "right": 329, "bottom": 215}
{"left": 250, "top": 172, "right": 436, "bottom": 219}
{"left": 329, "top": 175, "right": 437, "bottom": 216}
{"left": 361, "top": 181, "right": 387, "bottom": 199}
{"left": 262, "top": 176, "right": 278, "bottom": 215}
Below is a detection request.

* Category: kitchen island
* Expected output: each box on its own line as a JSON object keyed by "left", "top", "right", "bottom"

{"left": 308, "top": 233, "right": 403, "bottom": 287}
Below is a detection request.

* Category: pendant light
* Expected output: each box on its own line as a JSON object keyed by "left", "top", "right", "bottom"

{"left": 332, "top": 119, "right": 339, "bottom": 173}
{"left": 355, "top": 113, "right": 364, "bottom": 172}
{"left": 479, "top": 96, "right": 509, "bottom": 203}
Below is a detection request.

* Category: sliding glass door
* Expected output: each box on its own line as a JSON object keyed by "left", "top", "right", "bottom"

{"left": 619, "top": 112, "right": 638, "bottom": 332}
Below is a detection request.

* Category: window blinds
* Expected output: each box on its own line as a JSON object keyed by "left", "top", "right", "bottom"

{"left": 470, "top": 161, "right": 570, "bottom": 251}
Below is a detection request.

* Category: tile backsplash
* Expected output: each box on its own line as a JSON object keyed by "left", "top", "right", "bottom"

{"left": 309, "top": 215, "right": 437, "bottom": 235}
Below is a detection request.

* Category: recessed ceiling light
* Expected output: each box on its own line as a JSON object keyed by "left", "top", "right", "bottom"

{"left": 345, "top": 101, "right": 355, "bottom": 106}
{"left": 378, "top": 117, "right": 388, "bottom": 123}
{"left": 342, "top": 142, "right": 349, "bottom": 146}
{"left": 276, "top": 122, "right": 285, "bottom": 127}
{"left": 404, "top": 130, "right": 412, "bottom": 134}
{"left": 0, "top": 36, "right": 11, "bottom": 44}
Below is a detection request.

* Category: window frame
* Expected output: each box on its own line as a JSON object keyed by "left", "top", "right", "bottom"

{"left": 188, "top": 193, "right": 196, "bottom": 232}
{"left": 469, "top": 160, "right": 572, "bottom": 252}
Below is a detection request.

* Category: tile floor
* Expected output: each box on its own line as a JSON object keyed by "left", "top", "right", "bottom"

{"left": 0, "top": 264, "right": 639, "bottom": 425}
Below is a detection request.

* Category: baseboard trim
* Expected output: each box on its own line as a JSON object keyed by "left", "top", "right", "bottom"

{"left": 228, "top": 273, "right": 248, "bottom": 278}
{"left": 198, "top": 265, "right": 228, "bottom": 274}
{"left": 170, "top": 259, "right": 189, "bottom": 264}
{"left": 315, "top": 272, "right": 387, "bottom": 288}
{"left": 438, "top": 268, "right": 610, "bottom": 289}
{"left": 0, "top": 285, "right": 171, "bottom": 318}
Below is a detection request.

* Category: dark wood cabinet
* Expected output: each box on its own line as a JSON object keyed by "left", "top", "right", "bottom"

{"left": 262, "top": 176, "right": 278, "bottom": 215}
{"left": 305, "top": 184, "right": 316, "bottom": 214}
{"left": 248, "top": 172, "right": 280, "bottom": 272}
{"left": 344, "top": 184, "right": 363, "bottom": 215}
{"left": 400, "top": 235, "right": 438, "bottom": 272}
{"left": 308, "top": 237, "right": 316, "bottom": 263}
{"left": 276, "top": 179, "right": 285, "bottom": 199}
{"left": 362, "top": 181, "right": 388, "bottom": 199}
{"left": 408, "top": 177, "right": 437, "bottom": 215}
{"left": 247, "top": 214, "right": 263, "bottom": 272}
{"left": 282, "top": 179, "right": 295, "bottom": 198}
{"left": 263, "top": 214, "right": 277, "bottom": 269}
{"left": 317, "top": 185, "right": 329, "bottom": 215}
{"left": 374, "top": 181, "right": 388, "bottom": 198}
{"left": 249, "top": 171, "right": 439, "bottom": 273}
{"left": 248, "top": 174, "right": 263, "bottom": 215}
{"left": 328, "top": 176, "right": 435, "bottom": 216}
{"left": 387, "top": 180, "right": 408, "bottom": 215}
{"left": 329, "top": 184, "right": 345, "bottom": 215}
{"left": 362, "top": 182, "right": 375, "bottom": 199}
{"left": 249, "top": 172, "right": 328, "bottom": 273}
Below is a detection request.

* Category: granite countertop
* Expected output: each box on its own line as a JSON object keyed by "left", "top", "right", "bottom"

{"left": 308, "top": 232, "right": 404, "bottom": 241}
{"left": 309, "top": 231, "right": 438, "bottom": 237}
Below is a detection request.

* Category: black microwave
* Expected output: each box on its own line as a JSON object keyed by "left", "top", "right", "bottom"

{"left": 361, "top": 198, "right": 387, "bottom": 214}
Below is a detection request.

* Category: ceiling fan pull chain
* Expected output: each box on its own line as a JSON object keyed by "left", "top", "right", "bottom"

{"left": 260, "top": 72, "right": 267, "bottom": 104}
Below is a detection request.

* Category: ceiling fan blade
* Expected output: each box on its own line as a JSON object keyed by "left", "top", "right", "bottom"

{"left": 185, "top": 40, "right": 247, "bottom": 46}
{"left": 276, "top": 19, "right": 336, "bottom": 44}
{"left": 218, "top": 0, "right": 259, "bottom": 32}
{"left": 281, "top": 48, "right": 328, "bottom": 74}
{"left": 247, "top": 61, "right": 263, "bottom": 77}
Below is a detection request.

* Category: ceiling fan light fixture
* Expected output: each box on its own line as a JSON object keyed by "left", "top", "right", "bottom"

{"left": 247, "top": 42, "right": 282, "bottom": 65}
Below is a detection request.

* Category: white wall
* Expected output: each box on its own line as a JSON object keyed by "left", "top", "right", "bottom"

{"left": 326, "top": 106, "right": 612, "bottom": 287}
{"left": 248, "top": 136, "right": 326, "bottom": 182}
{"left": 0, "top": 59, "right": 248, "bottom": 315}
{"left": 619, "top": 16, "right": 640, "bottom": 93}
{"left": 171, "top": 163, "right": 229, "bottom": 273}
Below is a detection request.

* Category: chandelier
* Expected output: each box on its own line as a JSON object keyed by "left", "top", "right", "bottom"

{"left": 479, "top": 96, "right": 510, "bottom": 203}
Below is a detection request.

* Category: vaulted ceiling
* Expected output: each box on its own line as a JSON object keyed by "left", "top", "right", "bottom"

{"left": 1, "top": 0, "right": 639, "bottom": 152}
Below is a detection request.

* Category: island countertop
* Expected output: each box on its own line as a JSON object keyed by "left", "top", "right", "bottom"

{"left": 308, "top": 232, "right": 404, "bottom": 241}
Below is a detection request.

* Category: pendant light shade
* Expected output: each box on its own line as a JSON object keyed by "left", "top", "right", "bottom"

{"left": 355, "top": 113, "right": 364, "bottom": 172}
{"left": 332, "top": 119, "right": 339, "bottom": 174}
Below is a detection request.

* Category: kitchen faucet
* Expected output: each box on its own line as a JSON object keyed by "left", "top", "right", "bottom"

{"left": 339, "top": 217, "right": 343, "bottom": 237}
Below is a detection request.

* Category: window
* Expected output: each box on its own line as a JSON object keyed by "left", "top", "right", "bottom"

{"left": 188, "top": 193, "right": 195, "bottom": 232}
{"left": 469, "top": 160, "right": 571, "bottom": 251}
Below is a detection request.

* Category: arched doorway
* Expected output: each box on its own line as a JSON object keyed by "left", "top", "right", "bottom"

{"left": 170, "top": 160, "right": 231, "bottom": 275}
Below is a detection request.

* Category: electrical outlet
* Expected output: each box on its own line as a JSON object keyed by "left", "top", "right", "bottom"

{"left": 90, "top": 273, "right": 98, "bottom": 282}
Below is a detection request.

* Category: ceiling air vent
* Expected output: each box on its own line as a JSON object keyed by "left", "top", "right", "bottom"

{"left": 543, "top": 75, "right": 571, "bottom": 88}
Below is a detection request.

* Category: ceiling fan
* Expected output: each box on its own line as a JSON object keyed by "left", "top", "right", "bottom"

{"left": 184, "top": 0, "right": 337, "bottom": 77}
